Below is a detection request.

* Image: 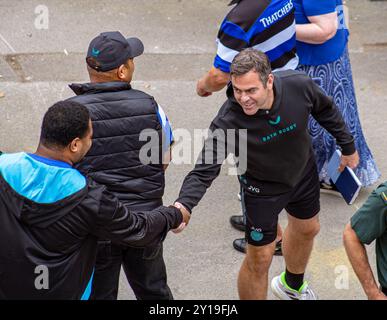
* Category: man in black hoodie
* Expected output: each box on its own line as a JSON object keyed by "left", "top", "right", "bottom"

{"left": 0, "top": 100, "right": 187, "bottom": 299}
{"left": 176, "top": 49, "right": 359, "bottom": 300}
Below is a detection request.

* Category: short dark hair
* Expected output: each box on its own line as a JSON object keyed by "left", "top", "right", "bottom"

{"left": 40, "top": 100, "right": 90, "bottom": 148}
{"left": 230, "top": 49, "right": 272, "bottom": 86}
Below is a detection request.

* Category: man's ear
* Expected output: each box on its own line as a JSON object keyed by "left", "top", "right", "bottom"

{"left": 69, "top": 138, "right": 81, "bottom": 153}
{"left": 267, "top": 74, "right": 274, "bottom": 90}
{"left": 117, "top": 64, "right": 127, "bottom": 80}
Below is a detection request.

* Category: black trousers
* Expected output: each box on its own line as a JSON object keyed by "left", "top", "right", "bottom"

{"left": 90, "top": 200, "right": 173, "bottom": 300}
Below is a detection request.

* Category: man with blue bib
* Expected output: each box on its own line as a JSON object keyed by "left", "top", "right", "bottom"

{"left": 0, "top": 101, "right": 187, "bottom": 299}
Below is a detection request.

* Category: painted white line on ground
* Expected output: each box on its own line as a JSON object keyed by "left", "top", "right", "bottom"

{"left": 0, "top": 33, "right": 16, "bottom": 53}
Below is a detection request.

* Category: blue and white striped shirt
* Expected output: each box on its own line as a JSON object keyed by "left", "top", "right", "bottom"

{"left": 214, "top": 0, "right": 299, "bottom": 73}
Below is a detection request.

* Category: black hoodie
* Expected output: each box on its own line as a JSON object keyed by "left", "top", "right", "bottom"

{"left": 0, "top": 165, "right": 182, "bottom": 299}
{"left": 177, "top": 70, "right": 355, "bottom": 212}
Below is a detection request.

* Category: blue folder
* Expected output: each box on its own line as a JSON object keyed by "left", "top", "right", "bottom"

{"left": 327, "top": 150, "right": 362, "bottom": 205}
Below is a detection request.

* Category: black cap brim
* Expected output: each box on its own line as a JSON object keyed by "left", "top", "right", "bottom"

{"left": 126, "top": 37, "right": 144, "bottom": 58}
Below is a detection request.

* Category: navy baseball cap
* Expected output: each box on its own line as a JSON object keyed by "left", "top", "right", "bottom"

{"left": 86, "top": 31, "right": 144, "bottom": 72}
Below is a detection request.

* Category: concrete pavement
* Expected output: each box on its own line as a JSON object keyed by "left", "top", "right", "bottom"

{"left": 0, "top": 0, "right": 386, "bottom": 300}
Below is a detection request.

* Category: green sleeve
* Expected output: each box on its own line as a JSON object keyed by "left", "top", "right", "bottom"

{"left": 350, "top": 183, "right": 387, "bottom": 245}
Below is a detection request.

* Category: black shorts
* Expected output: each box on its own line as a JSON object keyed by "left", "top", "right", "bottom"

{"left": 240, "top": 161, "right": 320, "bottom": 247}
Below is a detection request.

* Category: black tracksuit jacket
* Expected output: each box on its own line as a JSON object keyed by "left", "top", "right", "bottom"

{"left": 177, "top": 70, "right": 356, "bottom": 212}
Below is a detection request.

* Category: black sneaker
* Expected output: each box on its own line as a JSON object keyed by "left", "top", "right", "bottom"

{"left": 233, "top": 238, "right": 246, "bottom": 253}
{"left": 230, "top": 215, "right": 245, "bottom": 232}
{"left": 274, "top": 240, "right": 282, "bottom": 256}
{"left": 232, "top": 238, "right": 283, "bottom": 256}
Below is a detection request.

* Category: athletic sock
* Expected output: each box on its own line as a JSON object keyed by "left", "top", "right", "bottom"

{"left": 284, "top": 269, "right": 304, "bottom": 291}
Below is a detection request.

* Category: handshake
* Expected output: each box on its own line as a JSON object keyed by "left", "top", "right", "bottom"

{"left": 171, "top": 202, "right": 191, "bottom": 234}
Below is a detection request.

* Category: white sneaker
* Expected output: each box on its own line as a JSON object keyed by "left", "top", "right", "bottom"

{"left": 271, "top": 272, "right": 317, "bottom": 300}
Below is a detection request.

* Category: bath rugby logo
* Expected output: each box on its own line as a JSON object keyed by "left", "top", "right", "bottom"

{"left": 250, "top": 228, "right": 264, "bottom": 242}
{"left": 261, "top": 122, "right": 297, "bottom": 143}
{"left": 268, "top": 115, "right": 281, "bottom": 126}
{"left": 91, "top": 47, "right": 100, "bottom": 57}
